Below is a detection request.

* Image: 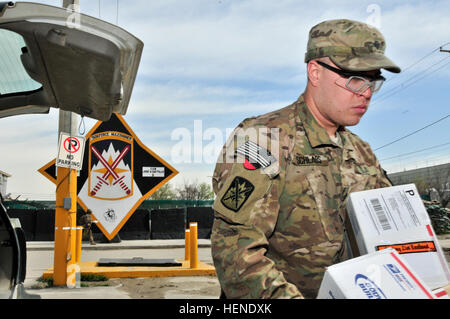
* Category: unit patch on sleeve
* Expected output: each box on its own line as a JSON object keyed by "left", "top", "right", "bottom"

{"left": 220, "top": 176, "right": 255, "bottom": 212}
{"left": 235, "top": 141, "right": 277, "bottom": 170}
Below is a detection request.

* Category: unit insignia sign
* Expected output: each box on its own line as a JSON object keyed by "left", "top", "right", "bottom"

{"left": 39, "top": 113, "right": 178, "bottom": 240}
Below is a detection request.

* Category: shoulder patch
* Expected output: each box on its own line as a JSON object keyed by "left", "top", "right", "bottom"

{"left": 236, "top": 141, "right": 277, "bottom": 170}
{"left": 220, "top": 176, "right": 255, "bottom": 212}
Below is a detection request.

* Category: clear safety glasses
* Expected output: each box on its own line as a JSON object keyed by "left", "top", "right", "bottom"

{"left": 316, "top": 61, "right": 386, "bottom": 94}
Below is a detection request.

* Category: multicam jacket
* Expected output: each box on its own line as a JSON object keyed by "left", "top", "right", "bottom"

{"left": 211, "top": 94, "right": 392, "bottom": 299}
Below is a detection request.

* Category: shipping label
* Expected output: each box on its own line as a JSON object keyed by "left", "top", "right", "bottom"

{"left": 363, "top": 190, "right": 422, "bottom": 234}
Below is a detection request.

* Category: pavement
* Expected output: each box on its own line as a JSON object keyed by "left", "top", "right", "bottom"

{"left": 26, "top": 238, "right": 212, "bottom": 251}
{"left": 23, "top": 238, "right": 216, "bottom": 299}
{"left": 25, "top": 236, "right": 450, "bottom": 254}
{"left": 19, "top": 235, "right": 450, "bottom": 299}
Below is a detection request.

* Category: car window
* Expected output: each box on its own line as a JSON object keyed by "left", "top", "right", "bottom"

{"left": 0, "top": 29, "right": 41, "bottom": 95}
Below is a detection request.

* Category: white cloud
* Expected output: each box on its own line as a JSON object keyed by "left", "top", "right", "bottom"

{"left": 129, "top": 80, "right": 295, "bottom": 116}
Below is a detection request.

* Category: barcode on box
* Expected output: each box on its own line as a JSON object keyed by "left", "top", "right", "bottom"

{"left": 370, "top": 198, "right": 391, "bottom": 231}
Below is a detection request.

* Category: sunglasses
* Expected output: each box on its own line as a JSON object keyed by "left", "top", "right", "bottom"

{"left": 316, "top": 61, "right": 386, "bottom": 94}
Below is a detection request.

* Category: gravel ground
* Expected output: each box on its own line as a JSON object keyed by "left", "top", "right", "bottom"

{"left": 111, "top": 275, "right": 221, "bottom": 299}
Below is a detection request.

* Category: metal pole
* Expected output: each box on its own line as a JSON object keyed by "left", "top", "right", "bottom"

{"left": 53, "top": 0, "right": 80, "bottom": 287}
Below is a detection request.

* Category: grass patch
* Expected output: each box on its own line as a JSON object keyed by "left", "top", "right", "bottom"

{"left": 81, "top": 274, "right": 108, "bottom": 282}
{"left": 31, "top": 274, "right": 109, "bottom": 289}
{"left": 33, "top": 276, "right": 53, "bottom": 288}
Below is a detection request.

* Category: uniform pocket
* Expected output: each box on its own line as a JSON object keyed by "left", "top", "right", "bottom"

{"left": 279, "top": 161, "right": 343, "bottom": 243}
{"left": 304, "top": 166, "right": 344, "bottom": 242}
{"left": 344, "top": 163, "right": 379, "bottom": 194}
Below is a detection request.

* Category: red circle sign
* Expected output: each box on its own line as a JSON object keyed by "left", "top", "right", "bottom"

{"left": 63, "top": 136, "right": 80, "bottom": 153}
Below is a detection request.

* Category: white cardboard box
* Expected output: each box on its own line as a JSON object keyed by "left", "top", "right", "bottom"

{"left": 346, "top": 183, "right": 450, "bottom": 290}
{"left": 317, "top": 248, "right": 444, "bottom": 299}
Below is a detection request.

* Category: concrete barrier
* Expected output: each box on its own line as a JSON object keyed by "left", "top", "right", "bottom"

{"left": 34, "top": 210, "right": 55, "bottom": 241}
{"left": 6, "top": 206, "right": 214, "bottom": 241}
{"left": 7, "top": 209, "right": 37, "bottom": 241}
{"left": 186, "top": 206, "right": 214, "bottom": 239}
{"left": 119, "top": 209, "right": 150, "bottom": 240}
{"left": 150, "top": 208, "right": 185, "bottom": 239}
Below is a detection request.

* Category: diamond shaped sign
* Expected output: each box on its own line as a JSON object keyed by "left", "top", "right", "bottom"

{"left": 38, "top": 113, "right": 178, "bottom": 240}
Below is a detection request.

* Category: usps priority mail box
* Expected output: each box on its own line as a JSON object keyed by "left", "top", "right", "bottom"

{"left": 346, "top": 183, "right": 450, "bottom": 290}
{"left": 317, "top": 248, "right": 443, "bottom": 299}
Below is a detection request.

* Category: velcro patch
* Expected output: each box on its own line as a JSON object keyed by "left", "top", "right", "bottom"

{"left": 292, "top": 154, "right": 329, "bottom": 166}
{"left": 236, "top": 141, "right": 277, "bottom": 170}
{"left": 220, "top": 176, "right": 255, "bottom": 212}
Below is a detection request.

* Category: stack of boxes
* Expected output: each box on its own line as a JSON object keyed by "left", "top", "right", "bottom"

{"left": 318, "top": 184, "right": 450, "bottom": 299}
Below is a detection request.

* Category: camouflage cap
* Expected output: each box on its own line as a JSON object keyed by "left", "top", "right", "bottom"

{"left": 305, "top": 19, "right": 401, "bottom": 73}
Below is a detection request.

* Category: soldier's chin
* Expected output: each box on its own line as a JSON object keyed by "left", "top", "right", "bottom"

{"left": 344, "top": 116, "right": 363, "bottom": 127}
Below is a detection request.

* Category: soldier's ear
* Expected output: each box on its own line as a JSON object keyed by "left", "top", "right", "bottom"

{"left": 307, "top": 60, "right": 321, "bottom": 87}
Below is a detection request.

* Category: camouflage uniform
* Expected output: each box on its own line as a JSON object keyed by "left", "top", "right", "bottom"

{"left": 210, "top": 19, "right": 400, "bottom": 299}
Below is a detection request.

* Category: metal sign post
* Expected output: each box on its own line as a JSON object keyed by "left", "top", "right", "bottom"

{"left": 53, "top": 111, "right": 79, "bottom": 287}
{"left": 53, "top": 0, "right": 79, "bottom": 288}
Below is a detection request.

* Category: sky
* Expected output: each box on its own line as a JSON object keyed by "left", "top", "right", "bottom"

{"left": 0, "top": 0, "right": 449, "bottom": 200}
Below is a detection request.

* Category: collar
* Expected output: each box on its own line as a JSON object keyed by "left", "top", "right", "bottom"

{"left": 295, "top": 94, "right": 356, "bottom": 153}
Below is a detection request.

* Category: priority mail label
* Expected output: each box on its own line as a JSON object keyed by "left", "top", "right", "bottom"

{"left": 317, "top": 248, "right": 436, "bottom": 299}
{"left": 143, "top": 167, "right": 165, "bottom": 177}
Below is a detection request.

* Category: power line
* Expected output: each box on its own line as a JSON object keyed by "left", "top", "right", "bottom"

{"left": 373, "top": 114, "right": 450, "bottom": 151}
{"left": 393, "top": 42, "right": 449, "bottom": 76}
{"left": 382, "top": 42, "right": 450, "bottom": 85}
{"left": 373, "top": 55, "right": 450, "bottom": 105}
{"left": 380, "top": 141, "right": 450, "bottom": 161}
{"left": 371, "top": 42, "right": 450, "bottom": 106}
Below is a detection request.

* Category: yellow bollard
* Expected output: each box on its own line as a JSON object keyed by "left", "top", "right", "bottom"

{"left": 184, "top": 229, "right": 190, "bottom": 261}
{"left": 189, "top": 222, "right": 198, "bottom": 269}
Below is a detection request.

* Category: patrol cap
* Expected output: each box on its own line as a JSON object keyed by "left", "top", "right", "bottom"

{"left": 305, "top": 19, "right": 401, "bottom": 73}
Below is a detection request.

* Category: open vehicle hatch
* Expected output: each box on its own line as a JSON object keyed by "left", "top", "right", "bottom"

{"left": 0, "top": 1, "right": 143, "bottom": 121}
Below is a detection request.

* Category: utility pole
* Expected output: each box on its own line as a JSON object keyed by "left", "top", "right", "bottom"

{"left": 53, "top": 0, "right": 80, "bottom": 287}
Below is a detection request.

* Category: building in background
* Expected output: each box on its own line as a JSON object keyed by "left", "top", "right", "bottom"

{"left": 388, "top": 162, "right": 450, "bottom": 207}
{"left": 0, "top": 170, "right": 11, "bottom": 198}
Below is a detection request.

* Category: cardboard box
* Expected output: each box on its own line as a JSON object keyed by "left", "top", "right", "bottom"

{"left": 433, "top": 285, "right": 450, "bottom": 299}
{"left": 317, "top": 248, "right": 443, "bottom": 299}
{"left": 346, "top": 184, "right": 450, "bottom": 290}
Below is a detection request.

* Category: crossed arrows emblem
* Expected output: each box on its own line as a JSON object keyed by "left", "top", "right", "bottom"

{"left": 90, "top": 144, "right": 131, "bottom": 196}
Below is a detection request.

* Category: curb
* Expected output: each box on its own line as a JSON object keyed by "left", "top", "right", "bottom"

{"left": 26, "top": 240, "right": 211, "bottom": 251}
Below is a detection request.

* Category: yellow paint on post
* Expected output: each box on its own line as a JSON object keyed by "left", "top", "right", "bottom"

{"left": 184, "top": 229, "right": 190, "bottom": 261}
{"left": 75, "top": 227, "right": 83, "bottom": 263}
{"left": 43, "top": 260, "right": 216, "bottom": 279}
{"left": 189, "top": 222, "right": 198, "bottom": 269}
{"left": 53, "top": 166, "right": 78, "bottom": 286}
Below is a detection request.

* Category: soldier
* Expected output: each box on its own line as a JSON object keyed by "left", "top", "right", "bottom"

{"left": 79, "top": 209, "right": 96, "bottom": 245}
{"left": 211, "top": 19, "right": 401, "bottom": 299}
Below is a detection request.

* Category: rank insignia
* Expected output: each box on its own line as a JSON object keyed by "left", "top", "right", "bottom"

{"left": 221, "top": 176, "right": 255, "bottom": 212}
{"left": 236, "top": 141, "right": 277, "bottom": 170}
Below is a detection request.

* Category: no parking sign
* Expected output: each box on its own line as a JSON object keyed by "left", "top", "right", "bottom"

{"left": 56, "top": 133, "right": 85, "bottom": 170}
